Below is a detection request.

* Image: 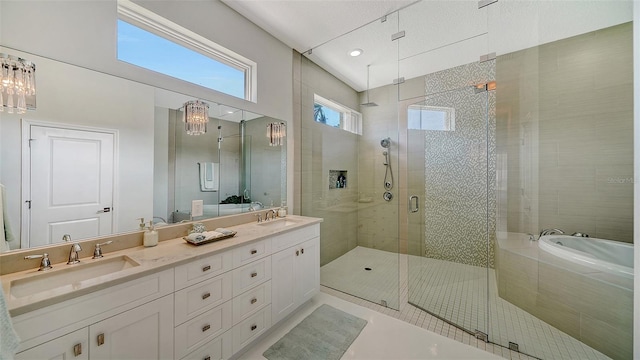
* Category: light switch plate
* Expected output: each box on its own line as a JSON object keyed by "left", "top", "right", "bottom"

{"left": 191, "top": 200, "right": 204, "bottom": 217}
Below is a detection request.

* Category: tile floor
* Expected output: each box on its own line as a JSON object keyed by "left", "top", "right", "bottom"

{"left": 238, "top": 292, "right": 503, "bottom": 360}
{"left": 320, "top": 246, "right": 610, "bottom": 360}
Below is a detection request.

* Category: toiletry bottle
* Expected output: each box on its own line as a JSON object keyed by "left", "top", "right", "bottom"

{"left": 278, "top": 201, "right": 287, "bottom": 217}
{"left": 143, "top": 221, "right": 158, "bottom": 247}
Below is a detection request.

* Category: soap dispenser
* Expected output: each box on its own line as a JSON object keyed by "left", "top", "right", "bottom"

{"left": 278, "top": 201, "right": 287, "bottom": 218}
{"left": 143, "top": 221, "right": 158, "bottom": 247}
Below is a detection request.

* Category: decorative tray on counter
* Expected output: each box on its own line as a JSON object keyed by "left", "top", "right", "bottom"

{"left": 183, "top": 229, "right": 237, "bottom": 246}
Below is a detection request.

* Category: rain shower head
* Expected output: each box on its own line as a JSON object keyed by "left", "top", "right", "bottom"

{"left": 380, "top": 137, "right": 391, "bottom": 148}
{"left": 361, "top": 64, "right": 378, "bottom": 107}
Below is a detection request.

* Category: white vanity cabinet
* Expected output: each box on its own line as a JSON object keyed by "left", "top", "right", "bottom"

{"left": 11, "top": 220, "right": 321, "bottom": 360}
{"left": 15, "top": 328, "right": 89, "bottom": 360}
{"left": 271, "top": 227, "right": 320, "bottom": 325}
{"left": 13, "top": 268, "right": 175, "bottom": 360}
{"left": 18, "top": 296, "right": 174, "bottom": 360}
{"left": 89, "top": 295, "right": 174, "bottom": 360}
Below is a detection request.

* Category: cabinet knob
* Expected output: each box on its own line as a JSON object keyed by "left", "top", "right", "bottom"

{"left": 296, "top": 250, "right": 299, "bottom": 256}
{"left": 202, "top": 324, "right": 211, "bottom": 332}
{"left": 204, "top": 357, "right": 211, "bottom": 360}
{"left": 250, "top": 324, "right": 257, "bottom": 331}
{"left": 202, "top": 265, "right": 211, "bottom": 272}
{"left": 202, "top": 292, "right": 211, "bottom": 300}
{"left": 97, "top": 333, "right": 105, "bottom": 346}
{"left": 250, "top": 298, "right": 258, "bottom": 304}
{"left": 73, "top": 343, "right": 82, "bottom": 356}
{"left": 250, "top": 249, "right": 258, "bottom": 255}
{"left": 250, "top": 272, "right": 258, "bottom": 278}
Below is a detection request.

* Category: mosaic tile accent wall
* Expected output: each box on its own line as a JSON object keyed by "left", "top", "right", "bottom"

{"left": 423, "top": 61, "right": 496, "bottom": 268}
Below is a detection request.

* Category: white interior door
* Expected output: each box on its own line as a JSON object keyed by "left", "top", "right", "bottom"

{"left": 27, "top": 125, "right": 115, "bottom": 247}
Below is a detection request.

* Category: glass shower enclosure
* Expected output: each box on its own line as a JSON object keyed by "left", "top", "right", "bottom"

{"left": 405, "top": 84, "right": 492, "bottom": 339}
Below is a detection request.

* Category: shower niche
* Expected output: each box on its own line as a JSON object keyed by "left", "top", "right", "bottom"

{"left": 329, "top": 170, "right": 347, "bottom": 189}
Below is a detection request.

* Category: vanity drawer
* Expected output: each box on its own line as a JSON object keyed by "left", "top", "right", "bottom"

{"left": 232, "top": 257, "right": 271, "bottom": 296}
{"left": 232, "top": 238, "right": 271, "bottom": 267}
{"left": 232, "top": 280, "right": 271, "bottom": 325}
{"left": 179, "top": 330, "right": 232, "bottom": 360}
{"left": 174, "top": 301, "right": 232, "bottom": 359}
{"left": 175, "top": 251, "right": 233, "bottom": 290}
{"left": 175, "top": 272, "right": 232, "bottom": 325}
{"left": 232, "top": 305, "right": 272, "bottom": 354}
{"left": 271, "top": 224, "right": 320, "bottom": 252}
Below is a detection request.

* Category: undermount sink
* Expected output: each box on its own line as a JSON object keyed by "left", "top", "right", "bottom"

{"left": 10, "top": 255, "right": 140, "bottom": 299}
{"left": 257, "top": 218, "right": 300, "bottom": 228}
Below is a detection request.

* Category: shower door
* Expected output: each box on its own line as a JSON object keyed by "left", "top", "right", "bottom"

{"left": 406, "top": 85, "right": 491, "bottom": 338}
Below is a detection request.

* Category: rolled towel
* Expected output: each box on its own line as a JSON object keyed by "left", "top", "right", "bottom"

{"left": 203, "top": 231, "right": 224, "bottom": 241}
{"left": 186, "top": 233, "right": 206, "bottom": 242}
{"left": 214, "top": 228, "right": 235, "bottom": 236}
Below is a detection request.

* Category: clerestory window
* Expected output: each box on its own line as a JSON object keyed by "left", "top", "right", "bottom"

{"left": 117, "top": 0, "right": 256, "bottom": 101}
{"left": 313, "top": 94, "right": 362, "bottom": 135}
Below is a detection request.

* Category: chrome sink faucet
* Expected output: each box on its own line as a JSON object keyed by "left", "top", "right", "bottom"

{"left": 265, "top": 209, "right": 276, "bottom": 221}
{"left": 92, "top": 241, "right": 113, "bottom": 259}
{"left": 64, "top": 234, "right": 82, "bottom": 265}
{"left": 24, "top": 253, "right": 53, "bottom": 271}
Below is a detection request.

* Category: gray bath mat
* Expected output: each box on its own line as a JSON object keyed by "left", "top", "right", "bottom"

{"left": 263, "top": 304, "right": 367, "bottom": 360}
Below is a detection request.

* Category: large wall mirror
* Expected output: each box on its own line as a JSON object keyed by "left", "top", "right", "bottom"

{"left": 0, "top": 47, "right": 287, "bottom": 252}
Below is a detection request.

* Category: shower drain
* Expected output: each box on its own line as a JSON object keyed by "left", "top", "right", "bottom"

{"left": 364, "top": 267, "right": 372, "bottom": 271}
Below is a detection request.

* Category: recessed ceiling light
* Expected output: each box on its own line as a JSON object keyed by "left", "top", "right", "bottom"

{"left": 349, "top": 49, "right": 363, "bottom": 57}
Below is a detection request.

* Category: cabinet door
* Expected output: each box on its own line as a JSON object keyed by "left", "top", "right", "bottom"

{"left": 296, "top": 237, "right": 320, "bottom": 304}
{"left": 271, "top": 247, "right": 297, "bottom": 324}
{"left": 89, "top": 295, "right": 173, "bottom": 360}
{"left": 15, "top": 328, "right": 88, "bottom": 360}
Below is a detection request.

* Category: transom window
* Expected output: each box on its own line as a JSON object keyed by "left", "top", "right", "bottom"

{"left": 117, "top": 0, "right": 256, "bottom": 101}
{"left": 313, "top": 94, "right": 362, "bottom": 135}
{"left": 408, "top": 105, "right": 455, "bottom": 131}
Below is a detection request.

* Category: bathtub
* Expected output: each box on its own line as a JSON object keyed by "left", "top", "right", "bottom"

{"left": 538, "top": 235, "right": 633, "bottom": 279}
{"left": 172, "top": 203, "right": 255, "bottom": 222}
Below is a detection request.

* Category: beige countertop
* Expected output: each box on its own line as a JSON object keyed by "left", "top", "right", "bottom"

{"left": 2, "top": 215, "right": 322, "bottom": 316}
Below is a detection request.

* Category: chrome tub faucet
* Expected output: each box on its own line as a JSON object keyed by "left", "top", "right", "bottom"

{"left": 538, "top": 228, "right": 564, "bottom": 240}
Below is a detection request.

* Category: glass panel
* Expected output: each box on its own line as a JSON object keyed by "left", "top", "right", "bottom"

{"left": 301, "top": 12, "right": 400, "bottom": 310}
{"left": 490, "top": 3, "right": 634, "bottom": 359}
{"left": 406, "top": 86, "right": 490, "bottom": 337}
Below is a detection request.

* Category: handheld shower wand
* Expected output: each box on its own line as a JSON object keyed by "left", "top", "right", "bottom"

{"left": 381, "top": 138, "right": 393, "bottom": 191}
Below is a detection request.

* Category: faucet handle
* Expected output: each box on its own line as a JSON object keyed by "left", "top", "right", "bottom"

{"left": 92, "top": 241, "right": 113, "bottom": 259}
{"left": 24, "top": 253, "right": 53, "bottom": 271}
{"left": 254, "top": 213, "right": 263, "bottom": 223}
{"left": 62, "top": 234, "right": 72, "bottom": 242}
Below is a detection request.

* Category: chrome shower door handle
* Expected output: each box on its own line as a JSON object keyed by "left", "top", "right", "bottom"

{"left": 409, "top": 195, "right": 419, "bottom": 213}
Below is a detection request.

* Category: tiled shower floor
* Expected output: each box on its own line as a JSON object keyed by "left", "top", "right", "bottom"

{"left": 320, "top": 246, "right": 609, "bottom": 360}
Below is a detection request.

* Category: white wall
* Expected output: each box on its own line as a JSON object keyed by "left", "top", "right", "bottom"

{"left": 0, "top": 49, "right": 155, "bottom": 245}
{"left": 0, "top": 0, "right": 293, "bottom": 123}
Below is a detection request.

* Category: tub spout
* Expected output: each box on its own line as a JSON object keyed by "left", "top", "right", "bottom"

{"left": 539, "top": 228, "right": 564, "bottom": 239}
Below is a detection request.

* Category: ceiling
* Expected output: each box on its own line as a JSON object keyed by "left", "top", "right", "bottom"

{"left": 221, "top": 0, "right": 417, "bottom": 91}
{"left": 220, "top": 0, "right": 416, "bottom": 54}
{"left": 222, "top": 0, "right": 633, "bottom": 93}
